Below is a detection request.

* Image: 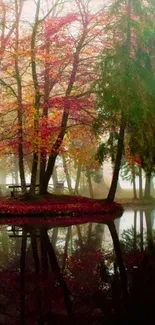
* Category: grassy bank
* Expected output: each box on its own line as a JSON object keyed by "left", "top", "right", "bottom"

{"left": 116, "top": 197, "right": 155, "bottom": 208}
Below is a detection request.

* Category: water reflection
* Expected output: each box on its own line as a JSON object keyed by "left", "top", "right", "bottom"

{"left": 118, "top": 208, "right": 155, "bottom": 251}
{"left": 0, "top": 208, "right": 155, "bottom": 324}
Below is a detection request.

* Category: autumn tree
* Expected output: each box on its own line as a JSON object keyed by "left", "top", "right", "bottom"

{"left": 0, "top": 0, "right": 107, "bottom": 196}
{"left": 36, "top": 0, "right": 106, "bottom": 195}
{"left": 0, "top": 0, "right": 23, "bottom": 59}
{"left": 62, "top": 118, "right": 100, "bottom": 196}
{"left": 0, "top": 0, "right": 26, "bottom": 190}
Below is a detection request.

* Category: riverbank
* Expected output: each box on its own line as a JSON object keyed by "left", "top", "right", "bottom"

{"left": 116, "top": 197, "right": 155, "bottom": 209}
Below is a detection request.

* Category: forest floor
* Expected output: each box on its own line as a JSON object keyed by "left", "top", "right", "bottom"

{"left": 0, "top": 194, "right": 123, "bottom": 226}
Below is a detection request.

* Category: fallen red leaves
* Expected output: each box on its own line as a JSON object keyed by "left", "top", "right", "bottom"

{"left": 0, "top": 195, "right": 123, "bottom": 225}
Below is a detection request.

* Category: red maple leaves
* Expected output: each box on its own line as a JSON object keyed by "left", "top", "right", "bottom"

{"left": 0, "top": 195, "right": 123, "bottom": 225}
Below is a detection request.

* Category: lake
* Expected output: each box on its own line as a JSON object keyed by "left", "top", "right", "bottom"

{"left": 0, "top": 207, "right": 154, "bottom": 324}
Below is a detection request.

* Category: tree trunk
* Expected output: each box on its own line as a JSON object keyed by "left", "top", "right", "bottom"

{"left": 52, "top": 165, "right": 58, "bottom": 190}
{"left": 98, "top": 166, "right": 109, "bottom": 194}
{"left": 107, "top": 0, "right": 131, "bottom": 202}
{"left": 86, "top": 167, "right": 94, "bottom": 198}
{"left": 30, "top": 152, "right": 39, "bottom": 195}
{"left": 39, "top": 37, "right": 50, "bottom": 193}
{"left": 62, "top": 155, "right": 73, "bottom": 194}
{"left": 150, "top": 175, "right": 154, "bottom": 196}
{"left": 30, "top": 1, "right": 41, "bottom": 195}
{"left": 74, "top": 164, "right": 81, "bottom": 194}
{"left": 139, "top": 166, "right": 143, "bottom": 199}
{"left": 144, "top": 171, "right": 151, "bottom": 199}
{"left": 0, "top": 157, "right": 7, "bottom": 185}
{"left": 131, "top": 164, "right": 137, "bottom": 199}
{"left": 15, "top": 0, "right": 26, "bottom": 194}
{"left": 107, "top": 117, "right": 126, "bottom": 202}
{"left": 40, "top": 154, "right": 57, "bottom": 194}
{"left": 14, "top": 156, "right": 19, "bottom": 185}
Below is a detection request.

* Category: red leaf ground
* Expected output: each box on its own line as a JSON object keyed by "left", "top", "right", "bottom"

{"left": 0, "top": 194, "right": 123, "bottom": 225}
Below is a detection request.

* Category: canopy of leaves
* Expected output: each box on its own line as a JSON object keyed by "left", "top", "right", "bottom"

{"left": 94, "top": 0, "right": 155, "bottom": 176}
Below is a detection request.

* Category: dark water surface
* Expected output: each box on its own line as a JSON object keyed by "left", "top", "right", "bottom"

{"left": 0, "top": 208, "right": 155, "bottom": 324}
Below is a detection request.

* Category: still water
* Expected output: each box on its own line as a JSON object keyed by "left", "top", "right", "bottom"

{"left": 0, "top": 208, "right": 154, "bottom": 324}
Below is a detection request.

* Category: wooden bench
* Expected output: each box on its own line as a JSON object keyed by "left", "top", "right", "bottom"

{"left": 8, "top": 184, "right": 39, "bottom": 197}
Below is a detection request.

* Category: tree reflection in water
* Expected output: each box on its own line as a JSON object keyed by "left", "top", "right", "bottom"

{"left": 3, "top": 209, "right": 155, "bottom": 324}
{"left": 20, "top": 226, "right": 72, "bottom": 325}
{"left": 120, "top": 208, "right": 155, "bottom": 324}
